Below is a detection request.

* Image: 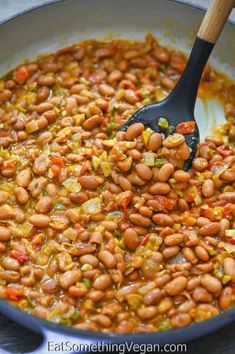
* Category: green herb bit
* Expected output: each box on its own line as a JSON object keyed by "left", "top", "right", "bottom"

{"left": 154, "top": 158, "right": 167, "bottom": 167}
{"left": 158, "top": 117, "right": 169, "bottom": 129}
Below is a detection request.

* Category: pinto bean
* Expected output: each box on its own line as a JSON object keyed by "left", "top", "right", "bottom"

{"left": 83, "top": 115, "right": 102, "bottom": 130}
{"left": 223, "top": 258, "right": 235, "bottom": 280}
{"left": 201, "top": 274, "right": 222, "bottom": 293}
{"left": 162, "top": 246, "right": 180, "bottom": 259}
{"left": 139, "top": 206, "right": 152, "bottom": 218}
{"left": 16, "top": 168, "right": 31, "bottom": 187}
{"left": 124, "top": 228, "right": 139, "bottom": 251}
{"left": 129, "top": 213, "right": 151, "bottom": 227}
{"left": 14, "top": 187, "right": 29, "bottom": 205}
{"left": 192, "top": 157, "right": 208, "bottom": 171}
{"left": 33, "top": 154, "right": 50, "bottom": 176}
{"left": 137, "top": 306, "right": 158, "bottom": 319}
{"left": 117, "top": 157, "right": 133, "bottom": 172}
{"left": 38, "top": 75, "right": 55, "bottom": 87}
{"left": 170, "top": 313, "right": 191, "bottom": 328}
{"left": 37, "top": 132, "right": 53, "bottom": 145}
{"left": 165, "top": 276, "right": 187, "bottom": 296}
{"left": 199, "top": 222, "right": 220, "bottom": 236}
{"left": 164, "top": 233, "right": 184, "bottom": 246}
{"left": 152, "top": 213, "right": 174, "bottom": 227}
{"left": 219, "top": 287, "right": 233, "bottom": 310}
{"left": 125, "top": 123, "right": 144, "bottom": 141}
{"left": 93, "top": 274, "right": 112, "bottom": 290}
{"left": 36, "top": 102, "right": 54, "bottom": 114}
{"left": 0, "top": 205, "right": 15, "bottom": 219}
{"left": 182, "top": 248, "right": 197, "bottom": 264}
{"left": 202, "top": 179, "right": 214, "bottom": 197}
{"left": 59, "top": 269, "right": 82, "bottom": 289}
{"left": 135, "top": 163, "right": 153, "bottom": 181}
{"left": 157, "top": 163, "right": 174, "bottom": 182}
{"left": 0, "top": 270, "right": 20, "bottom": 282}
{"left": 36, "top": 197, "right": 53, "bottom": 214}
{"left": 78, "top": 175, "right": 99, "bottom": 190}
{"left": 0, "top": 191, "right": 9, "bottom": 205}
{"left": 149, "top": 182, "right": 170, "bottom": 195}
{"left": 143, "top": 288, "right": 162, "bottom": 306}
{"left": 192, "top": 287, "right": 212, "bottom": 302}
{"left": 195, "top": 246, "right": 210, "bottom": 262}
{"left": 118, "top": 176, "right": 132, "bottom": 191}
{"left": 98, "top": 250, "right": 116, "bottom": 268}
{"left": 2, "top": 257, "right": 20, "bottom": 271}
{"left": 29, "top": 214, "right": 50, "bottom": 227}
{"left": 173, "top": 170, "right": 191, "bottom": 182}
{"left": 158, "top": 298, "right": 173, "bottom": 314}
{"left": 218, "top": 192, "right": 235, "bottom": 202}
{"left": 99, "top": 84, "right": 115, "bottom": 96}
{"left": 147, "top": 133, "right": 162, "bottom": 151}
{"left": 0, "top": 227, "right": 11, "bottom": 241}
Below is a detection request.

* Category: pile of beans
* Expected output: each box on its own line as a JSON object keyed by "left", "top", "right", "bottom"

{"left": 0, "top": 35, "right": 235, "bottom": 333}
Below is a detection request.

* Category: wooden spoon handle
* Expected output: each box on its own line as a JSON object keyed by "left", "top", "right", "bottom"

{"left": 198, "top": 0, "right": 234, "bottom": 43}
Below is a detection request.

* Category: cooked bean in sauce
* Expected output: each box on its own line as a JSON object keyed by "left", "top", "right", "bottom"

{"left": 0, "top": 35, "right": 235, "bottom": 333}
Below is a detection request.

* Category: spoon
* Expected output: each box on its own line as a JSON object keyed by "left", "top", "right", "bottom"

{"left": 120, "top": 0, "right": 234, "bottom": 169}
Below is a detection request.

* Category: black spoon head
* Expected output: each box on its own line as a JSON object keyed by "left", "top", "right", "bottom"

{"left": 119, "top": 99, "right": 199, "bottom": 171}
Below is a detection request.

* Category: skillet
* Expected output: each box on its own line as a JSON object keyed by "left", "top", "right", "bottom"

{"left": 0, "top": 0, "right": 234, "bottom": 353}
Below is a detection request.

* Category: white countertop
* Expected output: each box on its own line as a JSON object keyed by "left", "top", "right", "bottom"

{"left": 0, "top": 0, "right": 234, "bottom": 22}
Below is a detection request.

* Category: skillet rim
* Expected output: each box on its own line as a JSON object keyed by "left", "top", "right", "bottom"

{"left": 0, "top": 0, "right": 234, "bottom": 343}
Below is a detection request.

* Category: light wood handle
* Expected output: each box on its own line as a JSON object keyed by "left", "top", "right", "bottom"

{"left": 198, "top": 0, "right": 234, "bottom": 43}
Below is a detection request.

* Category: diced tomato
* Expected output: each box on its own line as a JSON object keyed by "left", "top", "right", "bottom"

{"left": 120, "top": 80, "right": 136, "bottom": 90}
{"left": 176, "top": 121, "right": 195, "bottom": 135}
{"left": 223, "top": 203, "right": 235, "bottom": 215}
{"left": 140, "top": 234, "right": 150, "bottom": 246}
{"left": 121, "top": 200, "right": 129, "bottom": 220}
{"left": 13, "top": 66, "right": 29, "bottom": 84}
{"left": 10, "top": 250, "right": 29, "bottom": 264}
{"left": 225, "top": 237, "right": 235, "bottom": 245}
{"left": 79, "top": 164, "right": 89, "bottom": 177}
{"left": 232, "top": 285, "right": 235, "bottom": 295}
{"left": 51, "top": 157, "right": 64, "bottom": 167}
{"left": 51, "top": 164, "right": 60, "bottom": 177}
{"left": 185, "top": 193, "right": 195, "bottom": 203}
{"left": 217, "top": 148, "right": 231, "bottom": 157}
{"left": 135, "top": 90, "right": 144, "bottom": 99}
{"left": 155, "top": 196, "right": 177, "bottom": 211}
{"left": 5, "top": 287, "right": 24, "bottom": 301}
{"left": 4, "top": 160, "right": 15, "bottom": 169}
{"left": 203, "top": 208, "right": 215, "bottom": 220}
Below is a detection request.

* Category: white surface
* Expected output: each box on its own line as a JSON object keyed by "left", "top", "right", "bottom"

{"left": 0, "top": 0, "right": 234, "bottom": 22}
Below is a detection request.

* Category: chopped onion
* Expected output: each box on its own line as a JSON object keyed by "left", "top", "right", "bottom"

{"left": 63, "top": 177, "right": 81, "bottom": 193}
{"left": 63, "top": 227, "right": 77, "bottom": 241}
{"left": 81, "top": 197, "right": 101, "bottom": 214}
{"left": 50, "top": 142, "right": 60, "bottom": 152}
{"left": 106, "top": 211, "right": 124, "bottom": 222}
{"left": 142, "top": 127, "right": 154, "bottom": 145}
{"left": 225, "top": 230, "right": 235, "bottom": 238}
{"left": 214, "top": 164, "right": 229, "bottom": 177}
{"left": 92, "top": 156, "right": 100, "bottom": 171}
{"left": 138, "top": 281, "right": 156, "bottom": 295}
{"left": 224, "top": 243, "right": 235, "bottom": 253}
{"left": 168, "top": 252, "right": 186, "bottom": 265}
{"left": 142, "top": 152, "right": 155, "bottom": 166}
{"left": 100, "top": 161, "right": 111, "bottom": 177}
